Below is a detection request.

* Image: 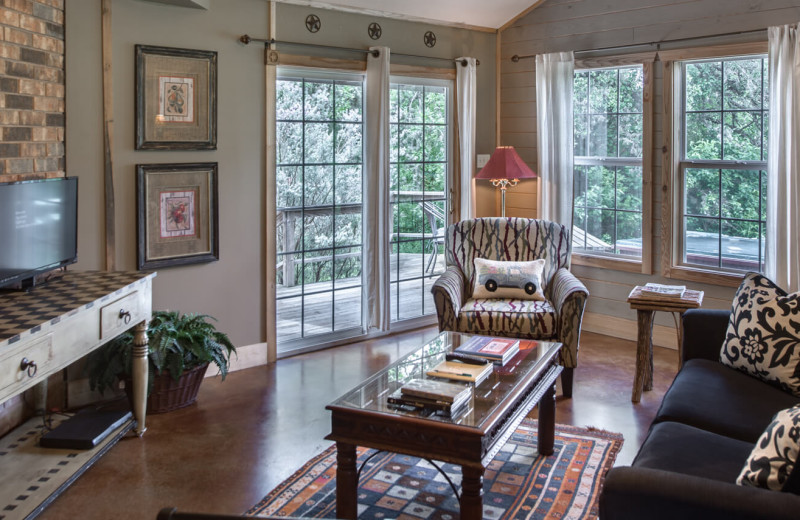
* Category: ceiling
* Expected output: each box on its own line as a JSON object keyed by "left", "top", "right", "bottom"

{"left": 274, "top": 0, "right": 543, "bottom": 30}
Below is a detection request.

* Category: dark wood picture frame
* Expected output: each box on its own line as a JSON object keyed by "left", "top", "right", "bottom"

{"left": 137, "top": 162, "right": 219, "bottom": 270}
{"left": 135, "top": 45, "right": 217, "bottom": 150}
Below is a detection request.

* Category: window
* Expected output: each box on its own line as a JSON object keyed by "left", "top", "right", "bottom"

{"left": 272, "top": 68, "right": 453, "bottom": 353}
{"left": 668, "top": 52, "right": 768, "bottom": 278}
{"left": 275, "top": 73, "right": 364, "bottom": 349}
{"left": 389, "top": 79, "right": 450, "bottom": 322}
{"left": 572, "top": 62, "right": 651, "bottom": 270}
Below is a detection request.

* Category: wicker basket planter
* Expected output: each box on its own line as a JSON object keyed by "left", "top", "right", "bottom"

{"left": 127, "top": 363, "right": 209, "bottom": 414}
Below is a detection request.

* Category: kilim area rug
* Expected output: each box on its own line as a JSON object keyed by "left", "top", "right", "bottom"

{"left": 246, "top": 419, "right": 623, "bottom": 519}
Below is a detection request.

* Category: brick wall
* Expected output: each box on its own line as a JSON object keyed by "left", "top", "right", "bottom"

{"left": 0, "top": 0, "right": 64, "bottom": 182}
{"left": 0, "top": 0, "right": 64, "bottom": 437}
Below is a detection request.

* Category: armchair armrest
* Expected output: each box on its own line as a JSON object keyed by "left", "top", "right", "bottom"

{"left": 682, "top": 308, "right": 731, "bottom": 363}
{"left": 600, "top": 466, "right": 800, "bottom": 520}
{"left": 431, "top": 266, "right": 465, "bottom": 332}
{"left": 549, "top": 268, "right": 588, "bottom": 368}
{"left": 549, "top": 268, "right": 588, "bottom": 314}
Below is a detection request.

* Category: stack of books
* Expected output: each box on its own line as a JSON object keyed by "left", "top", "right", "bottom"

{"left": 426, "top": 358, "right": 493, "bottom": 385}
{"left": 455, "top": 336, "right": 520, "bottom": 365}
{"left": 388, "top": 378, "right": 472, "bottom": 416}
{"left": 639, "top": 283, "right": 686, "bottom": 299}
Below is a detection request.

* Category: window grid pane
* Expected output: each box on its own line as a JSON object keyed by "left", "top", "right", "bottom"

{"left": 680, "top": 55, "right": 767, "bottom": 273}
{"left": 573, "top": 65, "right": 643, "bottom": 259}
{"left": 275, "top": 77, "right": 364, "bottom": 345}
{"left": 389, "top": 82, "right": 449, "bottom": 323}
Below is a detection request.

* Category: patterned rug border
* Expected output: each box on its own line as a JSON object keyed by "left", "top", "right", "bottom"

{"left": 247, "top": 419, "right": 623, "bottom": 519}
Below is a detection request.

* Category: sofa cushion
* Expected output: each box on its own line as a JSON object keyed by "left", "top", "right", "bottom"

{"left": 738, "top": 404, "right": 800, "bottom": 492}
{"left": 720, "top": 272, "right": 800, "bottom": 396}
{"left": 634, "top": 421, "right": 755, "bottom": 483}
{"left": 458, "top": 298, "right": 556, "bottom": 338}
{"left": 472, "top": 258, "right": 546, "bottom": 300}
{"left": 654, "top": 359, "right": 800, "bottom": 443}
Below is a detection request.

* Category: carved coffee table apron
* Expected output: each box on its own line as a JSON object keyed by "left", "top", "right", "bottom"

{"left": 326, "top": 332, "right": 563, "bottom": 520}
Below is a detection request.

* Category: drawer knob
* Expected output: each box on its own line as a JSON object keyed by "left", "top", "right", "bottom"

{"left": 119, "top": 309, "right": 132, "bottom": 324}
{"left": 20, "top": 358, "right": 37, "bottom": 378}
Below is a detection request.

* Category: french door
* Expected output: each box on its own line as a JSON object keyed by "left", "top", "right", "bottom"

{"left": 275, "top": 70, "right": 450, "bottom": 355}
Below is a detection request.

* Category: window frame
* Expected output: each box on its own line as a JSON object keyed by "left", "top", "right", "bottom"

{"left": 571, "top": 54, "right": 655, "bottom": 274}
{"left": 266, "top": 55, "right": 459, "bottom": 358}
{"left": 273, "top": 67, "right": 368, "bottom": 351}
{"left": 387, "top": 74, "right": 454, "bottom": 324}
{"left": 660, "top": 42, "right": 768, "bottom": 286}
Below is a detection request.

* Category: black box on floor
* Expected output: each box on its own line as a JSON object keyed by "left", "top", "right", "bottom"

{"left": 39, "top": 409, "right": 133, "bottom": 450}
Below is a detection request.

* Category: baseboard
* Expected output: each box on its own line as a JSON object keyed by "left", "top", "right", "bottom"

{"left": 582, "top": 311, "right": 680, "bottom": 350}
{"left": 215, "top": 342, "right": 267, "bottom": 376}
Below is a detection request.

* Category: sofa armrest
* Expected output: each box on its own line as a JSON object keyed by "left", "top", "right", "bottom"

{"left": 431, "top": 266, "right": 464, "bottom": 332}
{"left": 682, "top": 308, "right": 731, "bottom": 363}
{"left": 600, "top": 466, "right": 800, "bottom": 520}
{"left": 549, "top": 268, "right": 589, "bottom": 368}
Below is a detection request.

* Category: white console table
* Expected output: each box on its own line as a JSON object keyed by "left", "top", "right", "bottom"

{"left": 0, "top": 270, "right": 155, "bottom": 519}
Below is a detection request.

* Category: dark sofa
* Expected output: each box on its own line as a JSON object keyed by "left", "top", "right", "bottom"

{"left": 599, "top": 308, "right": 800, "bottom": 520}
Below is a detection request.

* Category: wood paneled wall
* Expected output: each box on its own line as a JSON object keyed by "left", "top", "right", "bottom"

{"left": 499, "top": 0, "right": 800, "bottom": 342}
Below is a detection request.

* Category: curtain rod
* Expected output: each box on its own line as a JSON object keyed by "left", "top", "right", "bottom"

{"left": 510, "top": 28, "right": 767, "bottom": 62}
{"left": 239, "top": 35, "right": 479, "bottom": 66}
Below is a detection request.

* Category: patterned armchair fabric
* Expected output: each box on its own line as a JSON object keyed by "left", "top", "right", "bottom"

{"left": 431, "top": 218, "right": 589, "bottom": 396}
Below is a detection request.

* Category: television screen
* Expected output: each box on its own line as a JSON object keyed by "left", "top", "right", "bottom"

{"left": 0, "top": 177, "right": 78, "bottom": 290}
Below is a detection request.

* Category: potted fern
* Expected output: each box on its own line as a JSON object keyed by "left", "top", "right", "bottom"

{"left": 88, "top": 310, "right": 236, "bottom": 413}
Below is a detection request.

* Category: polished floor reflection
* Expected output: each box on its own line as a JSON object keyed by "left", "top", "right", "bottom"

{"left": 37, "top": 329, "right": 679, "bottom": 519}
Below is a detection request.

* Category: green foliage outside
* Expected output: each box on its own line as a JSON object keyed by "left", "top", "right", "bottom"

{"left": 275, "top": 78, "right": 448, "bottom": 286}
{"left": 573, "top": 66, "right": 644, "bottom": 254}
{"left": 573, "top": 56, "right": 768, "bottom": 262}
{"left": 682, "top": 57, "right": 768, "bottom": 242}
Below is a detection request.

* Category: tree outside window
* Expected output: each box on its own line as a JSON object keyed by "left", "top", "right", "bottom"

{"left": 573, "top": 65, "right": 644, "bottom": 259}
{"left": 680, "top": 55, "right": 767, "bottom": 272}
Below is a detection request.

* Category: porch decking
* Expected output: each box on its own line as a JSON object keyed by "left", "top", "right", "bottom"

{"left": 277, "top": 252, "right": 445, "bottom": 345}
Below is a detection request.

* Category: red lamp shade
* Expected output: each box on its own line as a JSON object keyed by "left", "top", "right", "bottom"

{"left": 475, "top": 146, "right": 536, "bottom": 180}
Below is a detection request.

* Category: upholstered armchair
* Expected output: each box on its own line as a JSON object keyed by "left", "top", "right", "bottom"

{"left": 431, "top": 218, "right": 588, "bottom": 397}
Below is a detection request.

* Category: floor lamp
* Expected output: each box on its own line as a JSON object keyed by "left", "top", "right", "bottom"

{"left": 475, "top": 146, "right": 537, "bottom": 217}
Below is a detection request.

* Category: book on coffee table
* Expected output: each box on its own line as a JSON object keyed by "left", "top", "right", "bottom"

{"left": 455, "top": 336, "right": 520, "bottom": 365}
{"left": 400, "top": 378, "right": 472, "bottom": 408}
{"left": 426, "top": 359, "right": 493, "bottom": 385}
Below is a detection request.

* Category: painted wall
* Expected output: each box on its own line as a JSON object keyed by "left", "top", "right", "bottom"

{"left": 65, "top": 0, "right": 497, "bottom": 353}
{"left": 500, "top": 0, "right": 800, "bottom": 340}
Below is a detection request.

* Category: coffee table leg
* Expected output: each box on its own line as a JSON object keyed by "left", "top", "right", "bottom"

{"left": 460, "top": 465, "right": 484, "bottom": 520}
{"left": 538, "top": 381, "right": 556, "bottom": 455}
{"left": 335, "top": 442, "right": 357, "bottom": 520}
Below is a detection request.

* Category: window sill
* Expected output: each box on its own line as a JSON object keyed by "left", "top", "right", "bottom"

{"left": 571, "top": 253, "right": 644, "bottom": 274}
{"left": 664, "top": 265, "right": 745, "bottom": 288}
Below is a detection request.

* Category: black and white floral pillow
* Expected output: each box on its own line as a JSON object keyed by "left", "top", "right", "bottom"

{"left": 737, "top": 404, "right": 800, "bottom": 491}
{"left": 720, "top": 272, "right": 800, "bottom": 396}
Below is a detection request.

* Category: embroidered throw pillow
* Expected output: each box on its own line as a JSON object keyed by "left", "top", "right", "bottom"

{"left": 720, "top": 272, "right": 800, "bottom": 396}
{"left": 472, "top": 258, "right": 546, "bottom": 301}
{"left": 737, "top": 404, "right": 800, "bottom": 492}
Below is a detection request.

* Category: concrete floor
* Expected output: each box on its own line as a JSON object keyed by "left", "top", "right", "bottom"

{"left": 35, "top": 329, "right": 679, "bottom": 519}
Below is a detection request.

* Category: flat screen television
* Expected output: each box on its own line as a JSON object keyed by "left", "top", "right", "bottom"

{"left": 0, "top": 177, "right": 78, "bottom": 291}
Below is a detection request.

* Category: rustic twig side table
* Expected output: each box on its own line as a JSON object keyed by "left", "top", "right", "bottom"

{"left": 627, "top": 286, "right": 704, "bottom": 403}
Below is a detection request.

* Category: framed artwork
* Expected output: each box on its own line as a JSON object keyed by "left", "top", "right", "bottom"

{"left": 135, "top": 45, "right": 217, "bottom": 150}
{"left": 137, "top": 162, "right": 219, "bottom": 270}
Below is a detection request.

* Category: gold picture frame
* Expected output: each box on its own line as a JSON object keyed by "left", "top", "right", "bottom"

{"left": 135, "top": 45, "right": 217, "bottom": 150}
{"left": 137, "top": 162, "right": 219, "bottom": 269}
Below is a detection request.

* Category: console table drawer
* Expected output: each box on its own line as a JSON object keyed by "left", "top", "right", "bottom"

{"left": 0, "top": 334, "right": 54, "bottom": 398}
{"left": 100, "top": 291, "right": 145, "bottom": 340}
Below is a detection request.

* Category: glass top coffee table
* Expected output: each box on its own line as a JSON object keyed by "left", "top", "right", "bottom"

{"left": 326, "top": 331, "right": 563, "bottom": 520}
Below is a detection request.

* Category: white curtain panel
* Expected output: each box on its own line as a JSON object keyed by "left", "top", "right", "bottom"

{"left": 364, "top": 46, "right": 391, "bottom": 331}
{"left": 766, "top": 24, "right": 800, "bottom": 292}
{"left": 535, "top": 51, "right": 575, "bottom": 227}
{"left": 456, "top": 57, "right": 477, "bottom": 220}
